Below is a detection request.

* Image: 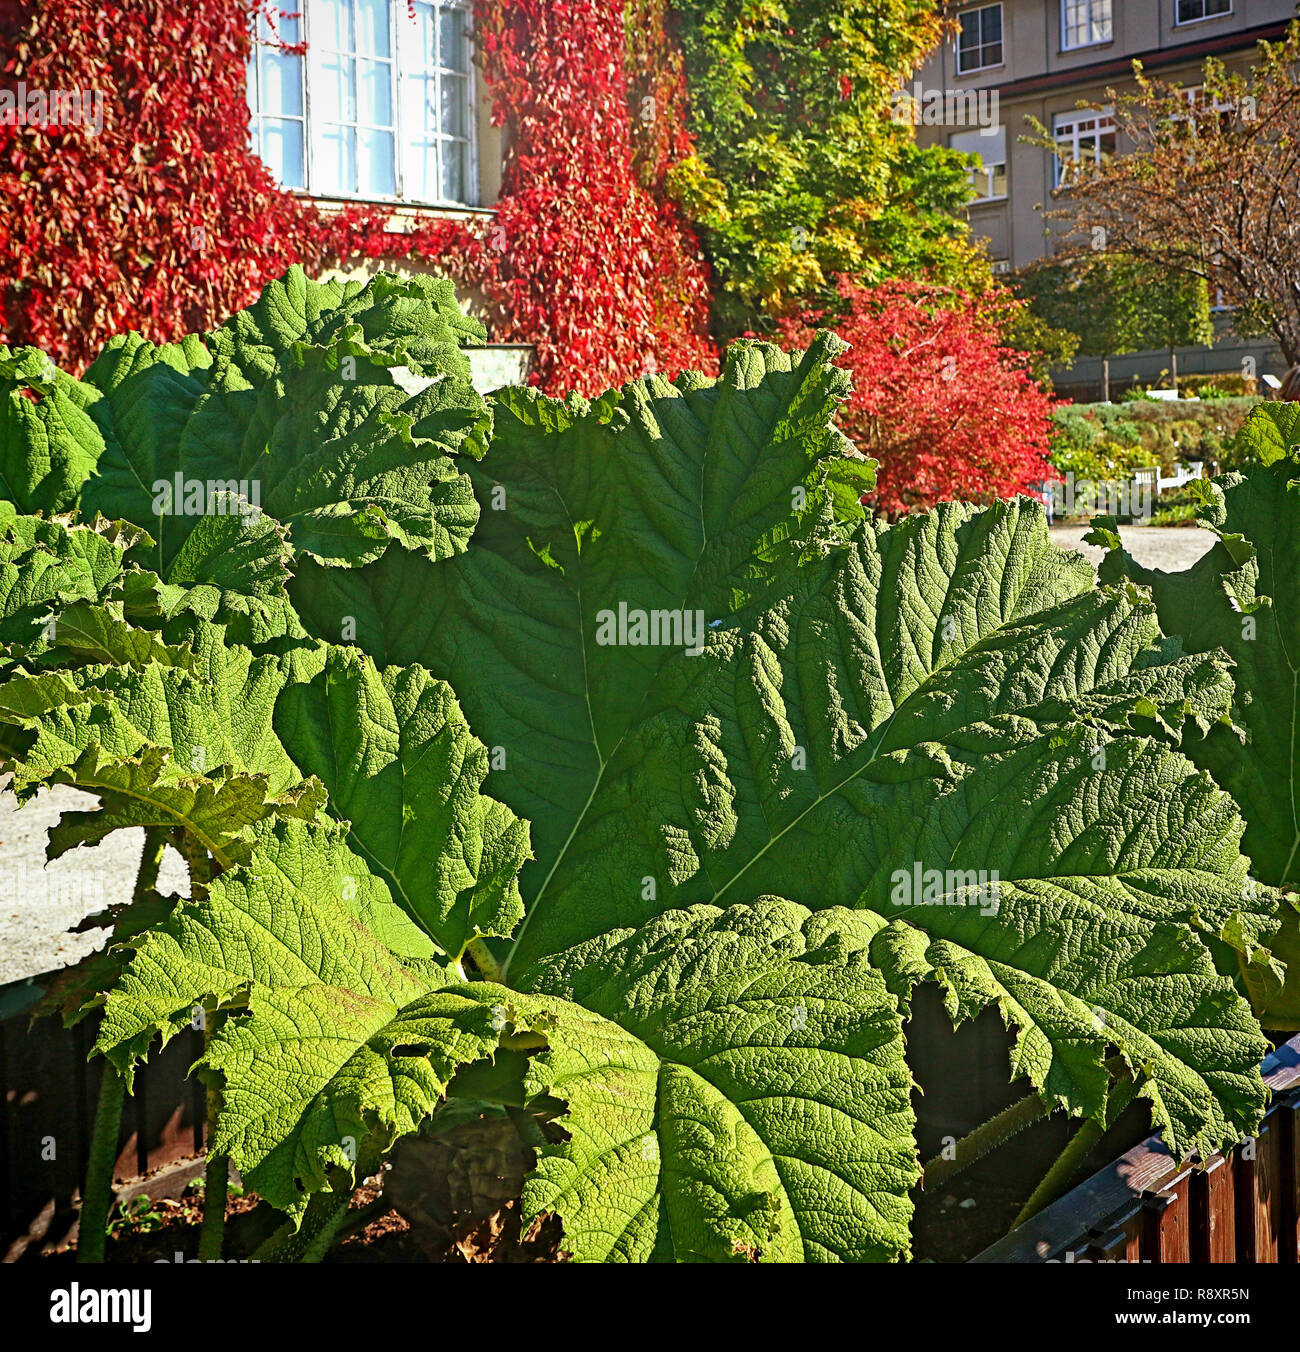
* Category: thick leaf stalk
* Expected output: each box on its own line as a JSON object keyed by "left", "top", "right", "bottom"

{"left": 77, "top": 1065, "right": 125, "bottom": 1264}
{"left": 197, "top": 1009, "right": 227, "bottom": 1262}
{"left": 921, "top": 1092, "right": 1050, "bottom": 1191}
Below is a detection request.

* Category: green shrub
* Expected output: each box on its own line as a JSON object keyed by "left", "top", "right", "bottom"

{"left": 1050, "top": 397, "right": 1262, "bottom": 477}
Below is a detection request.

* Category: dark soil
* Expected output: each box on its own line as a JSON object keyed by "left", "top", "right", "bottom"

{"left": 330, "top": 1176, "right": 562, "bottom": 1263}
{"left": 29, "top": 1113, "right": 568, "bottom": 1265}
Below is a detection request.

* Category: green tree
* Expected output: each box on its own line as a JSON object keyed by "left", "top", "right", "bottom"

{"left": 1014, "top": 255, "right": 1211, "bottom": 400}
{"left": 668, "top": 0, "right": 987, "bottom": 336}
{"left": 1142, "top": 270, "right": 1214, "bottom": 390}
{"left": 1005, "top": 307, "right": 1080, "bottom": 392}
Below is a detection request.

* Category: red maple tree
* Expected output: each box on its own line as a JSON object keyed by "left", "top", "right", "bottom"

{"left": 779, "top": 278, "right": 1059, "bottom": 517}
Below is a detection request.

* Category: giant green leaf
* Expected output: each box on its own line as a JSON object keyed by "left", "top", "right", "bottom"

{"left": 513, "top": 900, "right": 916, "bottom": 1263}
{"left": 79, "top": 332, "right": 214, "bottom": 567}
{"left": 295, "top": 348, "right": 1272, "bottom": 1174}
{"left": 95, "top": 816, "right": 440, "bottom": 1070}
{"left": 0, "top": 270, "right": 494, "bottom": 640}
{"left": 229, "top": 335, "right": 486, "bottom": 568}
{"left": 0, "top": 620, "right": 306, "bottom": 801}
{"left": 202, "top": 267, "right": 483, "bottom": 390}
{"left": 176, "top": 270, "right": 490, "bottom": 574}
{"left": 208, "top": 979, "right": 505, "bottom": 1218}
{"left": 500, "top": 500, "right": 1271, "bottom": 1164}
{"left": 0, "top": 618, "right": 527, "bottom": 957}
{"left": 95, "top": 814, "right": 510, "bottom": 1216}
{"left": 0, "top": 513, "right": 537, "bottom": 1222}
{"left": 0, "top": 506, "right": 136, "bottom": 651}
{"left": 40, "top": 745, "right": 306, "bottom": 864}
{"left": 0, "top": 345, "right": 106, "bottom": 514}
{"left": 27, "top": 601, "right": 196, "bottom": 672}
{"left": 153, "top": 508, "right": 302, "bottom": 646}
{"left": 291, "top": 335, "right": 873, "bottom": 898}
{"left": 200, "top": 266, "right": 361, "bottom": 388}
{"left": 273, "top": 645, "right": 530, "bottom": 957}
{"left": 1092, "top": 404, "right": 1300, "bottom": 1025}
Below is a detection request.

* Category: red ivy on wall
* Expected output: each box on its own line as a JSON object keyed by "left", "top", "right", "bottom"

{"left": 623, "top": 0, "right": 694, "bottom": 191}
{"left": 465, "top": 0, "right": 716, "bottom": 393}
{"left": 0, "top": 0, "right": 330, "bottom": 370}
{"left": 0, "top": 0, "right": 716, "bottom": 395}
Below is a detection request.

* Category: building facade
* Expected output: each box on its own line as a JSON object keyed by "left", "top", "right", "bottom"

{"left": 246, "top": 0, "right": 503, "bottom": 219}
{"left": 244, "top": 0, "right": 535, "bottom": 386}
{"left": 914, "top": 0, "right": 1295, "bottom": 391}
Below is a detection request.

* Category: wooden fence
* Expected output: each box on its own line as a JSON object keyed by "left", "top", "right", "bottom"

{"left": 973, "top": 1034, "right": 1300, "bottom": 1263}
{"left": 0, "top": 975, "right": 205, "bottom": 1256}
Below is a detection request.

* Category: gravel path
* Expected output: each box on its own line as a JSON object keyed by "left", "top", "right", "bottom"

{"left": 0, "top": 782, "right": 189, "bottom": 986}
{"left": 0, "top": 525, "right": 1221, "bottom": 988}
{"left": 1049, "top": 522, "right": 1217, "bottom": 571}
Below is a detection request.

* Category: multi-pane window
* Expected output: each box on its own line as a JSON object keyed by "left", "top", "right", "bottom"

{"left": 1176, "top": 0, "right": 1232, "bottom": 23}
{"left": 956, "top": 4, "right": 1003, "bottom": 74}
{"left": 1061, "top": 0, "right": 1113, "bottom": 50}
{"left": 951, "top": 127, "right": 1007, "bottom": 201}
{"left": 247, "top": 0, "right": 477, "bottom": 206}
{"left": 1053, "top": 107, "right": 1116, "bottom": 185}
{"left": 248, "top": 8, "right": 306, "bottom": 189}
{"left": 400, "top": 1, "right": 474, "bottom": 204}
{"left": 312, "top": 0, "right": 397, "bottom": 198}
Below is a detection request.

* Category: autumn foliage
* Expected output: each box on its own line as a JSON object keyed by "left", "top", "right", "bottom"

{"left": 1040, "top": 22, "right": 1300, "bottom": 367}
{"left": 780, "top": 279, "right": 1059, "bottom": 516}
{"left": 0, "top": 0, "right": 715, "bottom": 394}
{"left": 0, "top": 0, "right": 328, "bottom": 371}
{"left": 468, "top": 0, "right": 716, "bottom": 393}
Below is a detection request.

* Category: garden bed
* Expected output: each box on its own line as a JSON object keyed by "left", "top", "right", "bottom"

{"left": 1, "top": 272, "right": 1296, "bottom": 1268}
{"left": 7, "top": 962, "right": 1296, "bottom": 1265}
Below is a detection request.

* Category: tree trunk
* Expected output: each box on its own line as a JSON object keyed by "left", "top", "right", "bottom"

{"left": 1276, "top": 308, "right": 1300, "bottom": 369}
{"left": 1171, "top": 348, "right": 1178, "bottom": 393}
{"left": 1101, "top": 355, "right": 1111, "bottom": 404}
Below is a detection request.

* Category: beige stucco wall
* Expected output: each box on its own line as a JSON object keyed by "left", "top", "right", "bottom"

{"left": 916, "top": 0, "right": 1296, "bottom": 270}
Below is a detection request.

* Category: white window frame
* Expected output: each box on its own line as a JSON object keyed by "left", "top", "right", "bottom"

{"left": 1052, "top": 106, "right": 1116, "bottom": 186}
{"left": 248, "top": 9, "right": 308, "bottom": 192}
{"left": 1060, "top": 0, "right": 1113, "bottom": 52}
{"left": 1174, "top": 84, "right": 1238, "bottom": 118}
{"left": 951, "top": 127, "right": 1007, "bottom": 202}
{"left": 955, "top": 4, "right": 1004, "bottom": 75}
{"left": 248, "top": 0, "right": 480, "bottom": 209}
{"left": 1175, "top": 0, "right": 1233, "bottom": 26}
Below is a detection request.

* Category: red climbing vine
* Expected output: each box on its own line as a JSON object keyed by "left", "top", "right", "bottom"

{"left": 0, "top": 0, "right": 329, "bottom": 370}
{"left": 0, "top": 0, "right": 716, "bottom": 394}
{"left": 467, "top": 0, "right": 716, "bottom": 393}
